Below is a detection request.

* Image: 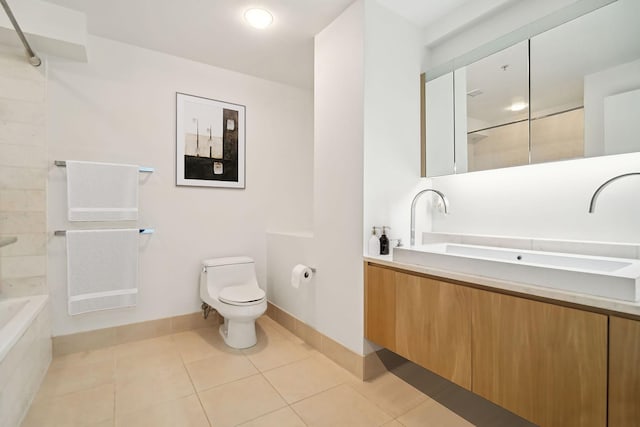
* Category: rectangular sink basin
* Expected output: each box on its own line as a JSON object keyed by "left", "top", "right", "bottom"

{"left": 393, "top": 243, "right": 640, "bottom": 302}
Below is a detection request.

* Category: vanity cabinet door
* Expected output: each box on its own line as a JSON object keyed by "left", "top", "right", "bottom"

{"left": 364, "top": 263, "right": 396, "bottom": 351}
{"left": 395, "top": 273, "right": 472, "bottom": 389}
{"left": 472, "top": 290, "right": 607, "bottom": 427}
{"left": 609, "top": 316, "right": 640, "bottom": 427}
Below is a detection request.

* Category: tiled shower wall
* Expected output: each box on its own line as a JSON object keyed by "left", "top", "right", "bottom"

{"left": 0, "top": 45, "right": 47, "bottom": 297}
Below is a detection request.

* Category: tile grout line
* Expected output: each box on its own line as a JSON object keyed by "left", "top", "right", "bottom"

{"left": 33, "top": 356, "right": 117, "bottom": 402}
{"left": 341, "top": 380, "right": 412, "bottom": 422}
{"left": 240, "top": 323, "right": 329, "bottom": 424}
{"left": 262, "top": 359, "right": 354, "bottom": 405}
{"left": 285, "top": 383, "right": 353, "bottom": 426}
{"left": 229, "top": 342, "right": 295, "bottom": 422}
{"left": 288, "top": 403, "right": 309, "bottom": 426}
{"left": 195, "top": 320, "right": 325, "bottom": 425}
{"left": 345, "top": 375, "right": 432, "bottom": 423}
{"left": 180, "top": 339, "right": 214, "bottom": 427}
{"left": 181, "top": 326, "right": 310, "bottom": 426}
{"left": 35, "top": 320, "right": 393, "bottom": 426}
{"left": 111, "top": 351, "right": 117, "bottom": 426}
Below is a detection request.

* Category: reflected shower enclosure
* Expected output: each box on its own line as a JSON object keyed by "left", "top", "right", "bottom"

{"left": 176, "top": 92, "right": 246, "bottom": 188}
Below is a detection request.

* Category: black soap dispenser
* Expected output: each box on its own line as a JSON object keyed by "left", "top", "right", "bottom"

{"left": 379, "top": 226, "right": 390, "bottom": 255}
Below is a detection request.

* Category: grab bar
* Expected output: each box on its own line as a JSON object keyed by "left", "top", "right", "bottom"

{"left": 54, "top": 229, "right": 155, "bottom": 236}
{"left": 54, "top": 160, "right": 154, "bottom": 173}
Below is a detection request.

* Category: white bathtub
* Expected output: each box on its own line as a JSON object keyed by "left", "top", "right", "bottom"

{"left": 0, "top": 295, "right": 48, "bottom": 362}
{"left": 0, "top": 295, "right": 51, "bottom": 427}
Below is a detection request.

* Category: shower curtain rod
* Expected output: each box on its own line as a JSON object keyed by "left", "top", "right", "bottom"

{"left": 0, "top": 0, "right": 42, "bottom": 66}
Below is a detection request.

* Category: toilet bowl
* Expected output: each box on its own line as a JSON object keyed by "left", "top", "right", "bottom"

{"left": 199, "top": 256, "right": 267, "bottom": 349}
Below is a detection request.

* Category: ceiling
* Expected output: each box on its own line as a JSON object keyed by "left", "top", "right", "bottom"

{"left": 42, "top": 0, "right": 474, "bottom": 89}
{"left": 377, "top": 0, "right": 472, "bottom": 28}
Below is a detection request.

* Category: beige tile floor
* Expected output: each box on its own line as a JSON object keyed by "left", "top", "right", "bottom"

{"left": 22, "top": 316, "right": 474, "bottom": 427}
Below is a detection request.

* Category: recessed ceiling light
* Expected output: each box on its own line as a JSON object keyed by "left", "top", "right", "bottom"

{"left": 507, "top": 101, "right": 528, "bottom": 112}
{"left": 244, "top": 8, "right": 273, "bottom": 29}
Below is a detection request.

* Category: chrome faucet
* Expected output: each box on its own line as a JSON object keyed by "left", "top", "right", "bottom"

{"left": 588, "top": 172, "right": 640, "bottom": 213}
{"left": 410, "top": 188, "right": 449, "bottom": 246}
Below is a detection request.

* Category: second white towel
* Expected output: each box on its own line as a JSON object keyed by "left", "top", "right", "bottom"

{"left": 66, "top": 160, "right": 139, "bottom": 221}
{"left": 66, "top": 229, "right": 139, "bottom": 315}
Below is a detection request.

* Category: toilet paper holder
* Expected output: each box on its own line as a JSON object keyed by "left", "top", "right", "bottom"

{"left": 291, "top": 264, "right": 316, "bottom": 288}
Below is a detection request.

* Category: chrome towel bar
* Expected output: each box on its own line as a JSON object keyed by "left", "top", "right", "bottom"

{"left": 54, "top": 160, "right": 154, "bottom": 173}
{"left": 54, "top": 229, "right": 155, "bottom": 236}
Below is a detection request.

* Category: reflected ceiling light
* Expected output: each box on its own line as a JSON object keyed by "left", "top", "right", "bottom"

{"left": 244, "top": 8, "right": 273, "bottom": 29}
{"left": 507, "top": 101, "right": 528, "bottom": 112}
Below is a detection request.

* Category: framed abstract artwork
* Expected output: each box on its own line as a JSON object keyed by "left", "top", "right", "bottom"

{"left": 176, "top": 92, "right": 245, "bottom": 188}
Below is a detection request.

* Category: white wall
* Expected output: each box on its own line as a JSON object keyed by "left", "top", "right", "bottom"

{"left": 313, "top": 0, "right": 365, "bottom": 354}
{"left": 274, "top": 0, "right": 423, "bottom": 356}
{"left": 363, "top": 0, "right": 423, "bottom": 252}
{"left": 430, "top": 152, "right": 640, "bottom": 242}
{"left": 266, "top": 232, "right": 316, "bottom": 325}
{"left": 47, "top": 36, "right": 313, "bottom": 336}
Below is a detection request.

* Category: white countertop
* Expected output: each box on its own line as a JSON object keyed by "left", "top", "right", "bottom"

{"left": 365, "top": 254, "right": 640, "bottom": 318}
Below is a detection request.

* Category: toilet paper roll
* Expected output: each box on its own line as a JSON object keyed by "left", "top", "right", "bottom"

{"left": 291, "top": 264, "right": 313, "bottom": 289}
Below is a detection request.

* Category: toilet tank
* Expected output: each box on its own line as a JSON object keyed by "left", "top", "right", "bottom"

{"left": 201, "top": 257, "right": 257, "bottom": 298}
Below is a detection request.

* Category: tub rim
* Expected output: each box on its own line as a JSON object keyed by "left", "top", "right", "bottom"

{"left": 0, "top": 294, "right": 48, "bottom": 362}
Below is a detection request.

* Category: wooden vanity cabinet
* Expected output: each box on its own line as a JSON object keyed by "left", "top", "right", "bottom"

{"left": 609, "top": 316, "right": 640, "bottom": 427}
{"left": 364, "top": 263, "right": 396, "bottom": 351}
{"left": 395, "top": 272, "right": 472, "bottom": 389}
{"left": 364, "top": 263, "right": 472, "bottom": 389}
{"left": 471, "top": 289, "right": 607, "bottom": 427}
{"left": 364, "top": 261, "right": 618, "bottom": 426}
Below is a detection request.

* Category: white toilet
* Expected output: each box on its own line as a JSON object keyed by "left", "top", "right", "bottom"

{"left": 199, "top": 256, "right": 267, "bottom": 349}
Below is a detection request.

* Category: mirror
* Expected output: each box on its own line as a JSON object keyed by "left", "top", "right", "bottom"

{"left": 421, "top": 0, "right": 640, "bottom": 177}
{"left": 455, "top": 41, "right": 529, "bottom": 173}
{"left": 530, "top": 0, "right": 640, "bottom": 162}
{"left": 424, "top": 72, "right": 454, "bottom": 176}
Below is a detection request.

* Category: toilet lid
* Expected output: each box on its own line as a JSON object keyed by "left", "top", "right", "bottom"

{"left": 219, "top": 284, "right": 265, "bottom": 305}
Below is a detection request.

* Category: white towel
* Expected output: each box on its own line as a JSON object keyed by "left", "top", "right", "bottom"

{"left": 66, "top": 229, "right": 139, "bottom": 315}
{"left": 66, "top": 161, "right": 139, "bottom": 221}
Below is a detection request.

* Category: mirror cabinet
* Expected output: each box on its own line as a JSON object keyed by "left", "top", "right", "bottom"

{"left": 421, "top": 0, "right": 640, "bottom": 177}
